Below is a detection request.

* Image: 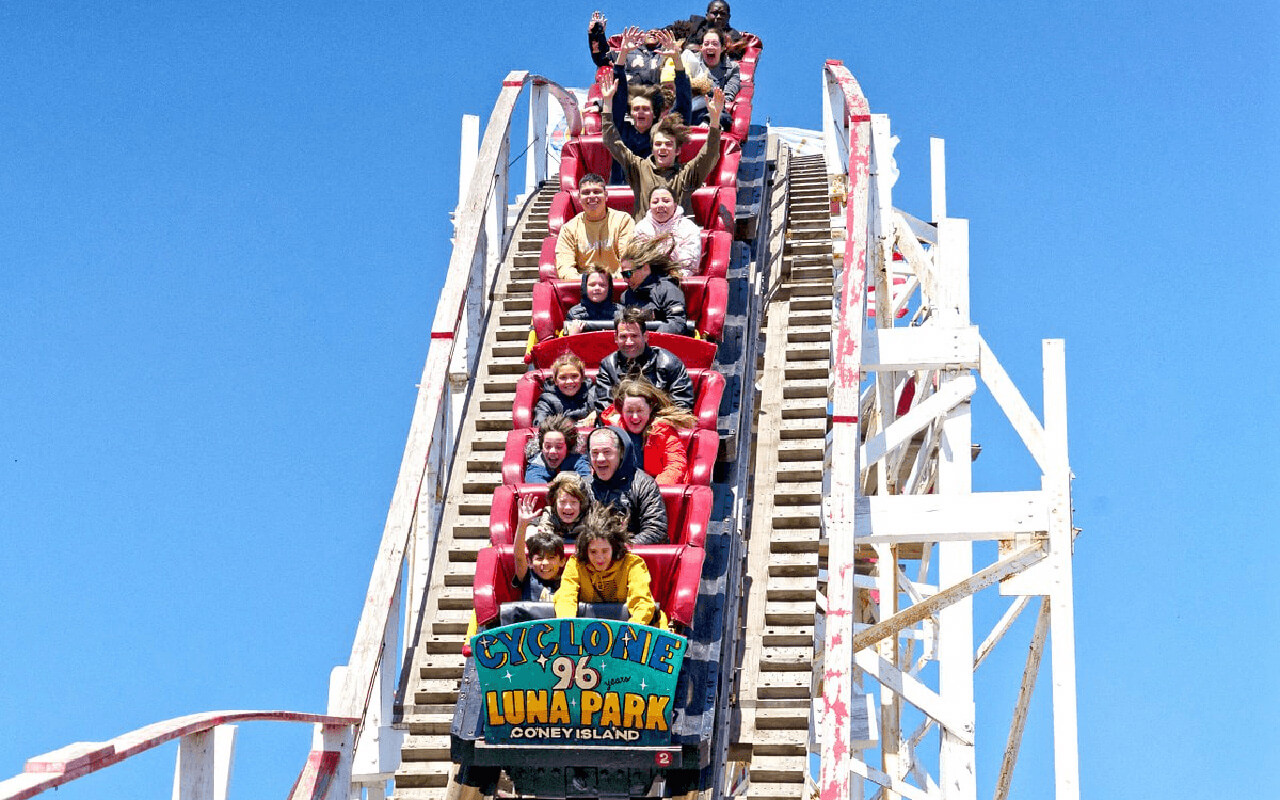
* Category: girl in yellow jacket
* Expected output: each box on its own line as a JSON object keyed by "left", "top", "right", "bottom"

{"left": 554, "top": 505, "right": 669, "bottom": 630}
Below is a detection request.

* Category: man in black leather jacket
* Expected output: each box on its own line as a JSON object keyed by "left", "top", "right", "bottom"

{"left": 592, "top": 307, "right": 695, "bottom": 412}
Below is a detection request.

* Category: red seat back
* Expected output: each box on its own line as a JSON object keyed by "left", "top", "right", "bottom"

{"left": 489, "top": 483, "right": 712, "bottom": 548}
{"left": 472, "top": 543, "right": 705, "bottom": 629}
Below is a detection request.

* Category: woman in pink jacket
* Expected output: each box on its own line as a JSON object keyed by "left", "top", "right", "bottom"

{"left": 632, "top": 186, "right": 703, "bottom": 277}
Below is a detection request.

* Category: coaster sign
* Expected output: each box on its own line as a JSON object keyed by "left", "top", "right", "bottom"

{"left": 471, "top": 618, "right": 688, "bottom": 746}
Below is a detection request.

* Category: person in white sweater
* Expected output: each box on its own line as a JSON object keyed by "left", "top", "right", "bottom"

{"left": 632, "top": 186, "right": 703, "bottom": 277}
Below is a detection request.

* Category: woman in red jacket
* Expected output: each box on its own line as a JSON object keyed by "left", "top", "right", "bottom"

{"left": 601, "top": 378, "right": 696, "bottom": 485}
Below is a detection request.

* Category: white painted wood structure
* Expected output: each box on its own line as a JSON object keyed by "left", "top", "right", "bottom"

{"left": 815, "top": 61, "right": 1079, "bottom": 800}
{"left": 0, "top": 59, "right": 1080, "bottom": 800}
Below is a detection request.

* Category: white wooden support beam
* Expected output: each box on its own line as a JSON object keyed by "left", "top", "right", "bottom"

{"left": 820, "top": 60, "right": 871, "bottom": 800}
{"left": 306, "top": 669, "right": 357, "bottom": 800}
{"left": 856, "top": 490, "right": 1048, "bottom": 543}
{"left": 895, "top": 208, "right": 937, "bottom": 245}
{"left": 821, "top": 66, "right": 851, "bottom": 176}
{"left": 862, "top": 375, "right": 976, "bottom": 470}
{"left": 526, "top": 80, "right": 549, "bottom": 193}
{"left": 352, "top": 580, "right": 404, "bottom": 787}
{"left": 977, "top": 336, "right": 1049, "bottom": 473}
{"left": 456, "top": 115, "right": 480, "bottom": 225}
{"left": 929, "top": 210, "right": 975, "bottom": 799}
{"left": 930, "top": 138, "right": 946, "bottom": 223}
{"left": 873, "top": 543, "right": 902, "bottom": 798}
{"left": 973, "top": 596, "right": 1032, "bottom": 670}
{"left": 848, "top": 546, "right": 1046, "bottom": 656}
{"left": 863, "top": 328, "right": 980, "bottom": 372}
{"left": 849, "top": 757, "right": 936, "bottom": 800}
{"left": 855, "top": 651, "right": 973, "bottom": 745}
{"left": 902, "top": 420, "right": 937, "bottom": 496}
{"left": 171, "top": 726, "right": 236, "bottom": 800}
{"left": 892, "top": 217, "right": 940, "bottom": 316}
{"left": 993, "top": 600, "right": 1050, "bottom": 800}
{"left": 1042, "top": 339, "right": 1080, "bottom": 800}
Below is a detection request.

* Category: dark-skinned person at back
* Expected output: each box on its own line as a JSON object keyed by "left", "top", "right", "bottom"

{"left": 600, "top": 70, "right": 725, "bottom": 220}
{"left": 584, "top": 426, "right": 668, "bottom": 545}
{"left": 591, "top": 306, "right": 694, "bottom": 413}
{"left": 689, "top": 1, "right": 748, "bottom": 55}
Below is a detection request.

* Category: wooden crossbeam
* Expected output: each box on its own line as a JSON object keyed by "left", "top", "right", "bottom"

{"left": 861, "top": 375, "right": 975, "bottom": 468}
{"left": 847, "top": 545, "right": 1047, "bottom": 655}
{"left": 854, "top": 651, "right": 972, "bottom": 745}
{"left": 891, "top": 217, "right": 939, "bottom": 310}
{"left": 994, "top": 600, "right": 1051, "bottom": 800}
{"left": 974, "top": 596, "right": 1032, "bottom": 670}
{"left": 977, "top": 337, "right": 1049, "bottom": 473}
{"left": 849, "top": 757, "right": 936, "bottom": 800}
{"left": 862, "top": 328, "right": 980, "bottom": 372}
{"left": 855, "top": 490, "right": 1049, "bottom": 543}
{"left": 894, "top": 208, "right": 937, "bottom": 245}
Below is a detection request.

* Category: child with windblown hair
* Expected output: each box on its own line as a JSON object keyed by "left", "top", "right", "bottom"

{"left": 553, "top": 505, "right": 669, "bottom": 629}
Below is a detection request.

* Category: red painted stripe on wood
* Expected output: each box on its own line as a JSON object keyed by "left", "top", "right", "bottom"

{"left": 831, "top": 415, "right": 858, "bottom": 424}
{"left": 430, "top": 331, "right": 454, "bottom": 339}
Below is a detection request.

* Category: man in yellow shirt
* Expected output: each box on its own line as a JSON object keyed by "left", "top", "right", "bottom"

{"left": 555, "top": 173, "right": 635, "bottom": 279}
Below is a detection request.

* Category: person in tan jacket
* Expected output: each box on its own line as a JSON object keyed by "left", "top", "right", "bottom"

{"left": 554, "top": 173, "right": 635, "bottom": 279}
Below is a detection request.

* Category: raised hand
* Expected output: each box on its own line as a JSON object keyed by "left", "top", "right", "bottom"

{"left": 599, "top": 70, "right": 618, "bottom": 101}
{"left": 517, "top": 494, "right": 541, "bottom": 526}
{"left": 619, "top": 26, "right": 643, "bottom": 54}
{"left": 655, "top": 29, "right": 679, "bottom": 59}
{"left": 707, "top": 87, "right": 725, "bottom": 122}
{"left": 589, "top": 10, "right": 606, "bottom": 32}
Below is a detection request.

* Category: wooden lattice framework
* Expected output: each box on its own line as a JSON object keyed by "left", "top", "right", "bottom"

{"left": 816, "top": 61, "right": 1080, "bottom": 800}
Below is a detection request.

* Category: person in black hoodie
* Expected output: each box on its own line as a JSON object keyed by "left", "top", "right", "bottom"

{"left": 565, "top": 267, "right": 618, "bottom": 335}
{"left": 619, "top": 236, "right": 689, "bottom": 335}
{"left": 532, "top": 352, "right": 596, "bottom": 427}
{"left": 585, "top": 426, "right": 668, "bottom": 544}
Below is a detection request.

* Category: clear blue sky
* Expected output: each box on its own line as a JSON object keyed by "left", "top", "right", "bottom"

{"left": 2, "top": 2, "right": 1276, "bottom": 798}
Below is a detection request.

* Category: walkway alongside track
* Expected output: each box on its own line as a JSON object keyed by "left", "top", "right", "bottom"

{"left": 394, "top": 185, "right": 558, "bottom": 798}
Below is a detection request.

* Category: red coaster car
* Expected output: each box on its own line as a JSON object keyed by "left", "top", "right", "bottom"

{"left": 472, "top": 543, "right": 706, "bottom": 632}
{"left": 513, "top": 362, "right": 724, "bottom": 432}
{"left": 537, "top": 227, "right": 732, "bottom": 281}
{"left": 525, "top": 330, "right": 719, "bottom": 370}
{"left": 502, "top": 426, "right": 719, "bottom": 487}
{"left": 530, "top": 276, "right": 728, "bottom": 341}
{"left": 558, "top": 133, "right": 741, "bottom": 196}
{"left": 489, "top": 483, "right": 713, "bottom": 549}
{"left": 547, "top": 185, "right": 736, "bottom": 235}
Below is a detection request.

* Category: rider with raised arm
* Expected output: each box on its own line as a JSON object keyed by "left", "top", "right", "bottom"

{"left": 600, "top": 71, "right": 724, "bottom": 218}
